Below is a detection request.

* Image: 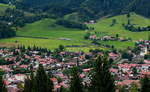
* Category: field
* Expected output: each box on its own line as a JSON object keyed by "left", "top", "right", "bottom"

{"left": 0, "top": 37, "right": 83, "bottom": 48}
{"left": 0, "top": 13, "right": 150, "bottom": 51}
{"left": 0, "top": 37, "right": 105, "bottom": 52}
{"left": 17, "top": 19, "right": 85, "bottom": 40}
{"left": 88, "top": 13, "right": 150, "bottom": 40}
{"left": 100, "top": 41, "right": 135, "bottom": 49}
{"left": 87, "top": 13, "right": 150, "bottom": 49}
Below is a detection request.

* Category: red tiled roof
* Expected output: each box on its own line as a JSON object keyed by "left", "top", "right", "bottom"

{"left": 83, "top": 68, "right": 91, "bottom": 72}
{"left": 110, "top": 68, "right": 118, "bottom": 73}
{"left": 20, "top": 65, "right": 28, "bottom": 68}
{"left": 80, "top": 74, "right": 85, "bottom": 78}
{"left": 118, "top": 80, "right": 139, "bottom": 86}
{"left": 50, "top": 78, "right": 58, "bottom": 83}
{"left": 144, "top": 60, "right": 150, "bottom": 64}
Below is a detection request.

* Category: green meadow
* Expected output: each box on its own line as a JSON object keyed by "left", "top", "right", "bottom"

{"left": 0, "top": 37, "right": 86, "bottom": 48}
{"left": 88, "top": 13, "right": 150, "bottom": 41}
{"left": 0, "top": 37, "right": 104, "bottom": 52}
{"left": 0, "top": 13, "right": 150, "bottom": 51}
{"left": 17, "top": 19, "right": 85, "bottom": 40}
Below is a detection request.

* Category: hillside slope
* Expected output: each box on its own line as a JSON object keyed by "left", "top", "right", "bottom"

{"left": 13, "top": 0, "right": 150, "bottom": 21}
{"left": 88, "top": 13, "right": 150, "bottom": 40}
{"left": 0, "top": 13, "right": 149, "bottom": 50}
{"left": 17, "top": 19, "right": 85, "bottom": 40}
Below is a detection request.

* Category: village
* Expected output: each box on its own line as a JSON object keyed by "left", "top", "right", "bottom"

{"left": 84, "top": 31, "right": 130, "bottom": 42}
{"left": 0, "top": 39, "right": 149, "bottom": 92}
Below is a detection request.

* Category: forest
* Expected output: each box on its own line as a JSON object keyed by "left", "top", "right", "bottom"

{"left": 13, "top": 0, "right": 150, "bottom": 20}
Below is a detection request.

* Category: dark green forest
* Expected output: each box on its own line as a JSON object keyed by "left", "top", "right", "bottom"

{"left": 13, "top": 0, "right": 150, "bottom": 19}
{"left": 0, "top": 0, "right": 150, "bottom": 22}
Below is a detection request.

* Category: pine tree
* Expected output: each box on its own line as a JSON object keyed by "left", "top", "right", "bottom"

{"left": 23, "top": 77, "right": 32, "bottom": 92}
{"left": 23, "top": 65, "right": 54, "bottom": 92}
{"left": 0, "top": 76, "right": 3, "bottom": 92}
{"left": 127, "top": 13, "right": 131, "bottom": 18}
{"left": 148, "top": 35, "right": 150, "bottom": 41}
{"left": 69, "top": 67, "right": 83, "bottom": 92}
{"left": 141, "top": 75, "right": 150, "bottom": 92}
{"left": 127, "top": 13, "right": 131, "bottom": 25}
{"left": 30, "top": 70, "right": 37, "bottom": 92}
{"left": 35, "top": 64, "right": 53, "bottom": 92}
{"left": 90, "top": 56, "right": 115, "bottom": 92}
{"left": 60, "top": 86, "right": 68, "bottom": 92}
{"left": 0, "top": 75, "right": 7, "bottom": 92}
{"left": 2, "top": 84, "right": 7, "bottom": 92}
{"left": 23, "top": 69, "right": 37, "bottom": 92}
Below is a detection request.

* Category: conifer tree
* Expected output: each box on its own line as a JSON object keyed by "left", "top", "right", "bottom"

{"left": 35, "top": 64, "right": 53, "bottom": 92}
{"left": 69, "top": 67, "right": 83, "bottom": 92}
{"left": 60, "top": 86, "right": 68, "bottom": 92}
{"left": 148, "top": 35, "right": 150, "bottom": 41}
{"left": 2, "top": 84, "right": 7, "bottom": 92}
{"left": 30, "top": 70, "right": 37, "bottom": 92}
{"left": 141, "top": 75, "right": 150, "bottom": 92}
{"left": 23, "top": 77, "right": 32, "bottom": 92}
{"left": 0, "top": 75, "right": 3, "bottom": 92}
{"left": 0, "top": 75, "right": 7, "bottom": 92}
{"left": 90, "top": 56, "right": 115, "bottom": 92}
{"left": 23, "top": 68, "right": 37, "bottom": 92}
{"left": 23, "top": 64, "right": 53, "bottom": 92}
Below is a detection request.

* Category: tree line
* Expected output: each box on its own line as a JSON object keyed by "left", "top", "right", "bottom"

{"left": 12, "top": 0, "right": 150, "bottom": 21}
{"left": 122, "top": 13, "right": 150, "bottom": 32}
{"left": 56, "top": 19, "right": 88, "bottom": 30}
{"left": 123, "top": 24, "right": 150, "bottom": 32}
{"left": 0, "top": 8, "right": 52, "bottom": 28}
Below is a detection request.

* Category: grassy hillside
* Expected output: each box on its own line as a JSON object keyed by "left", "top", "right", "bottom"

{"left": 0, "top": 13, "right": 149, "bottom": 51}
{"left": 17, "top": 19, "right": 85, "bottom": 40}
{"left": 88, "top": 13, "right": 150, "bottom": 40}
{"left": 17, "top": 13, "right": 150, "bottom": 41}
{"left": 0, "top": 18, "right": 98, "bottom": 52}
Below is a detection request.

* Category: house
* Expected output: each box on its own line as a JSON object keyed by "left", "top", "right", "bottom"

{"left": 109, "top": 53, "right": 119, "bottom": 60}
{"left": 140, "top": 47, "right": 148, "bottom": 56}
{"left": 83, "top": 68, "right": 91, "bottom": 72}
{"left": 89, "top": 35, "right": 97, "bottom": 40}
{"left": 51, "top": 78, "right": 58, "bottom": 85}
{"left": 14, "top": 74, "right": 26, "bottom": 82}
{"left": 117, "top": 80, "right": 140, "bottom": 86}
{"left": 144, "top": 60, "right": 150, "bottom": 64}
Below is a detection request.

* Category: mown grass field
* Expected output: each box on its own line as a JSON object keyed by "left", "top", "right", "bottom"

{"left": 100, "top": 41, "right": 135, "bottom": 49}
{"left": 0, "top": 13, "right": 150, "bottom": 51}
{"left": 0, "top": 37, "right": 105, "bottom": 52}
{"left": 0, "top": 37, "right": 84, "bottom": 48}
